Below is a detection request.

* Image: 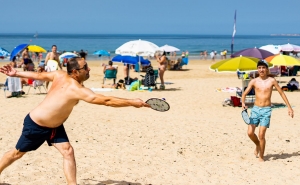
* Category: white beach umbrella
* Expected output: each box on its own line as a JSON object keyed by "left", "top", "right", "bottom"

{"left": 280, "top": 43, "right": 300, "bottom": 52}
{"left": 159, "top": 45, "right": 180, "bottom": 52}
{"left": 259, "top": 45, "right": 282, "bottom": 54}
{"left": 115, "top": 39, "right": 160, "bottom": 57}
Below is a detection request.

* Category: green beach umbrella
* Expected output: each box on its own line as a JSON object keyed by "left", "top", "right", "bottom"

{"left": 210, "top": 56, "right": 273, "bottom": 73}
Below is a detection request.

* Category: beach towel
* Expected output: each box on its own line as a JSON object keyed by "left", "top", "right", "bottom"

{"left": 7, "top": 77, "right": 22, "bottom": 92}
{"left": 216, "top": 87, "right": 237, "bottom": 93}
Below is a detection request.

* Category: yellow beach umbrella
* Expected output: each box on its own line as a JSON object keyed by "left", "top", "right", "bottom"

{"left": 268, "top": 54, "right": 300, "bottom": 66}
{"left": 28, "top": 45, "right": 47, "bottom": 53}
{"left": 210, "top": 56, "right": 273, "bottom": 73}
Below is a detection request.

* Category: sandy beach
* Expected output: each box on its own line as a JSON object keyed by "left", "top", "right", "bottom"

{"left": 0, "top": 59, "right": 300, "bottom": 185}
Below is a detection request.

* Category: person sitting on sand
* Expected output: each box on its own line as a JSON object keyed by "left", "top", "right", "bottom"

{"left": 242, "top": 60, "right": 294, "bottom": 162}
{"left": 103, "top": 60, "right": 117, "bottom": 73}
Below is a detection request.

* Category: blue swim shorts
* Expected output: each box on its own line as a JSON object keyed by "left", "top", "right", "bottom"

{"left": 249, "top": 106, "right": 272, "bottom": 128}
{"left": 16, "top": 114, "right": 69, "bottom": 152}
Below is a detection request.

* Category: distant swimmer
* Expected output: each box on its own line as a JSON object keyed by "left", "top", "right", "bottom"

{"left": 242, "top": 60, "right": 294, "bottom": 162}
{"left": 0, "top": 57, "right": 150, "bottom": 184}
{"left": 45, "top": 45, "right": 62, "bottom": 89}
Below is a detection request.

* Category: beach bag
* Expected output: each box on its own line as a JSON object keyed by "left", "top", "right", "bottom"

{"left": 231, "top": 96, "right": 241, "bottom": 107}
{"left": 144, "top": 67, "right": 155, "bottom": 86}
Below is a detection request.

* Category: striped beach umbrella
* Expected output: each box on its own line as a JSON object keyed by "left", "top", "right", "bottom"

{"left": 0, "top": 47, "right": 10, "bottom": 57}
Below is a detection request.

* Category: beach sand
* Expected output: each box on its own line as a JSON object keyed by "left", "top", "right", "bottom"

{"left": 0, "top": 59, "right": 300, "bottom": 185}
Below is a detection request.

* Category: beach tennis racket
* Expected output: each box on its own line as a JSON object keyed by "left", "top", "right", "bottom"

{"left": 145, "top": 98, "right": 170, "bottom": 112}
{"left": 241, "top": 109, "right": 250, "bottom": 124}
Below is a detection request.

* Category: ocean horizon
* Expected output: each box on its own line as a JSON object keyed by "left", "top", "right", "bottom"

{"left": 1, "top": 33, "right": 300, "bottom": 60}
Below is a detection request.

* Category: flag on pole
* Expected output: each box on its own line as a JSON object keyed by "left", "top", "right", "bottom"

{"left": 231, "top": 10, "right": 237, "bottom": 55}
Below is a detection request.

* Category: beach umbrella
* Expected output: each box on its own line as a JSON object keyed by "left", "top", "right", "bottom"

{"left": 28, "top": 45, "right": 47, "bottom": 53}
{"left": 267, "top": 54, "right": 300, "bottom": 66}
{"left": 210, "top": 56, "right": 273, "bottom": 72}
{"left": 112, "top": 55, "right": 150, "bottom": 84}
{"left": 0, "top": 47, "right": 10, "bottom": 57}
{"left": 93, "top": 50, "right": 110, "bottom": 56}
{"left": 10, "top": 44, "right": 28, "bottom": 61}
{"left": 115, "top": 39, "right": 160, "bottom": 57}
{"left": 112, "top": 55, "right": 150, "bottom": 66}
{"left": 232, "top": 48, "right": 274, "bottom": 59}
{"left": 259, "top": 45, "right": 281, "bottom": 54}
{"left": 159, "top": 45, "right": 180, "bottom": 52}
{"left": 59, "top": 52, "right": 77, "bottom": 60}
{"left": 280, "top": 43, "right": 300, "bottom": 52}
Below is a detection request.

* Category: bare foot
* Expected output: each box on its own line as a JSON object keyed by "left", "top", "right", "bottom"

{"left": 258, "top": 157, "right": 265, "bottom": 162}
{"left": 254, "top": 146, "right": 260, "bottom": 158}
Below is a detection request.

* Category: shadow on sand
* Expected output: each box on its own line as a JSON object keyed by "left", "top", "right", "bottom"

{"left": 153, "top": 87, "right": 182, "bottom": 92}
{"left": 81, "top": 179, "right": 144, "bottom": 185}
{"left": 265, "top": 151, "right": 300, "bottom": 161}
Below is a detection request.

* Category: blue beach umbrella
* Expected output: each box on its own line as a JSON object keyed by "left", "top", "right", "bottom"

{"left": 60, "top": 55, "right": 77, "bottom": 59}
{"left": 0, "top": 47, "right": 10, "bottom": 57}
{"left": 112, "top": 55, "right": 150, "bottom": 66}
{"left": 112, "top": 55, "right": 150, "bottom": 84}
{"left": 10, "top": 44, "right": 29, "bottom": 61}
{"left": 93, "top": 50, "right": 110, "bottom": 56}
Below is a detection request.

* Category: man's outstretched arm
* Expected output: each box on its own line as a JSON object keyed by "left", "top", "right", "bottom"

{"left": 0, "top": 64, "right": 55, "bottom": 82}
{"left": 273, "top": 79, "right": 294, "bottom": 118}
{"left": 78, "top": 87, "right": 150, "bottom": 108}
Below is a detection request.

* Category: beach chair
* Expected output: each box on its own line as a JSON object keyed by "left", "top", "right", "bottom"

{"left": 27, "top": 79, "right": 47, "bottom": 94}
{"left": 236, "top": 87, "right": 255, "bottom": 103}
{"left": 3, "top": 77, "right": 23, "bottom": 98}
{"left": 179, "top": 58, "right": 189, "bottom": 68}
{"left": 103, "top": 69, "right": 117, "bottom": 84}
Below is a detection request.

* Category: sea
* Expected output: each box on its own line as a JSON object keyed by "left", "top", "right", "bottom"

{"left": 1, "top": 34, "right": 300, "bottom": 60}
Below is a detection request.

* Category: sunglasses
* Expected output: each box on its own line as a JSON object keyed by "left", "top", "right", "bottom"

{"left": 76, "top": 63, "right": 88, "bottom": 71}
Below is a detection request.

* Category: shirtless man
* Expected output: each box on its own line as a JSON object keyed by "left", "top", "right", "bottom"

{"left": 0, "top": 57, "right": 149, "bottom": 184}
{"left": 242, "top": 60, "right": 294, "bottom": 162}
{"left": 21, "top": 48, "right": 30, "bottom": 71}
{"left": 45, "top": 45, "right": 62, "bottom": 89}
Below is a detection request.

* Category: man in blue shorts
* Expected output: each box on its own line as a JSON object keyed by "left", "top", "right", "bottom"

{"left": 242, "top": 60, "right": 294, "bottom": 162}
{"left": 0, "top": 57, "right": 150, "bottom": 184}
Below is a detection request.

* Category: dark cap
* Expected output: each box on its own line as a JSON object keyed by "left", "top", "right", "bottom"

{"left": 257, "top": 60, "right": 269, "bottom": 68}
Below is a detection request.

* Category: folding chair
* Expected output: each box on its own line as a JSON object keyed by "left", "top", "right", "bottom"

{"left": 27, "top": 79, "right": 47, "bottom": 94}
{"left": 103, "top": 69, "right": 117, "bottom": 84}
{"left": 3, "top": 77, "right": 23, "bottom": 98}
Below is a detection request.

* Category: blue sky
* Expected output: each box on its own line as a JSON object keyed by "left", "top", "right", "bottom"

{"left": 1, "top": 0, "right": 299, "bottom": 35}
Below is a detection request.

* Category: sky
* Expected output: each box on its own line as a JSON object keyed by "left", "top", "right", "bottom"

{"left": 1, "top": 0, "right": 299, "bottom": 35}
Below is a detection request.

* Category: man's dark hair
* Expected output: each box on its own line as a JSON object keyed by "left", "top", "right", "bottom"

{"left": 67, "top": 57, "right": 81, "bottom": 74}
{"left": 257, "top": 60, "right": 268, "bottom": 69}
{"left": 108, "top": 60, "right": 113, "bottom": 66}
{"left": 52, "top": 45, "right": 57, "bottom": 48}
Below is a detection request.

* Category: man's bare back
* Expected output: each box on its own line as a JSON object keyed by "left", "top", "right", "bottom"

{"left": 30, "top": 71, "right": 80, "bottom": 127}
